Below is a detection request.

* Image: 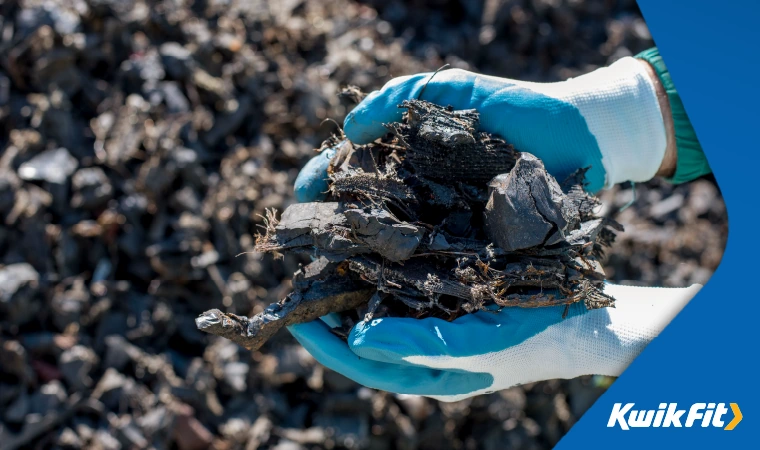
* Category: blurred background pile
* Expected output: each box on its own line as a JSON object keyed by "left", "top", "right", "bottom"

{"left": 0, "top": 0, "right": 726, "bottom": 449}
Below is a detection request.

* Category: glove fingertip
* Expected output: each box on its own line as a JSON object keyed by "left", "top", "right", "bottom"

{"left": 287, "top": 320, "right": 330, "bottom": 343}
{"left": 343, "top": 109, "right": 383, "bottom": 144}
{"left": 343, "top": 75, "right": 428, "bottom": 144}
{"left": 293, "top": 149, "right": 334, "bottom": 203}
{"left": 288, "top": 321, "right": 361, "bottom": 368}
{"left": 343, "top": 104, "right": 393, "bottom": 144}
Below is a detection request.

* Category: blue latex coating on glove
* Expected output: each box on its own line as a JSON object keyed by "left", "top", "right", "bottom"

{"left": 294, "top": 147, "right": 336, "bottom": 203}
{"left": 343, "top": 70, "right": 607, "bottom": 192}
{"left": 288, "top": 320, "right": 494, "bottom": 396}
{"left": 288, "top": 301, "right": 585, "bottom": 397}
{"left": 350, "top": 302, "right": 584, "bottom": 362}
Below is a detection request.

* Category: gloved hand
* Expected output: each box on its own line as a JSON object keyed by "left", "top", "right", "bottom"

{"left": 290, "top": 57, "right": 684, "bottom": 401}
{"left": 295, "top": 56, "right": 668, "bottom": 201}
{"left": 289, "top": 284, "right": 700, "bottom": 402}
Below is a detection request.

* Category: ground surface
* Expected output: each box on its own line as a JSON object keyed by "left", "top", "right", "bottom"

{"left": 0, "top": 0, "right": 726, "bottom": 449}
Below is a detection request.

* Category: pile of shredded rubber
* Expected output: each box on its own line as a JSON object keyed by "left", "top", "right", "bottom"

{"left": 196, "top": 100, "right": 622, "bottom": 350}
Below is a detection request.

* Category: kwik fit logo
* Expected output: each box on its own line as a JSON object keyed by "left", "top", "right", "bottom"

{"left": 608, "top": 403, "right": 742, "bottom": 430}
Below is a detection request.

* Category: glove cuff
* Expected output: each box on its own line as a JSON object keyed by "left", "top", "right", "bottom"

{"left": 559, "top": 57, "right": 668, "bottom": 187}
{"left": 636, "top": 48, "right": 712, "bottom": 184}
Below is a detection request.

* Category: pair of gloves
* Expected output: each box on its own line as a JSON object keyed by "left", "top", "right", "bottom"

{"left": 289, "top": 56, "right": 701, "bottom": 402}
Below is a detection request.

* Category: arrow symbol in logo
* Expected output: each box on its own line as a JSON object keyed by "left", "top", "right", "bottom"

{"left": 724, "top": 403, "right": 742, "bottom": 430}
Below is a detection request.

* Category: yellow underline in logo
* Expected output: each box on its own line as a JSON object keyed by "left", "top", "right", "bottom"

{"left": 724, "top": 403, "right": 742, "bottom": 430}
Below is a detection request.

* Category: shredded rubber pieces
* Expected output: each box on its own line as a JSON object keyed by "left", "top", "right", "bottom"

{"left": 197, "top": 100, "right": 622, "bottom": 349}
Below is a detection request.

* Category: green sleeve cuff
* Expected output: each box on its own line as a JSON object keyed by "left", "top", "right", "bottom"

{"left": 636, "top": 47, "right": 712, "bottom": 184}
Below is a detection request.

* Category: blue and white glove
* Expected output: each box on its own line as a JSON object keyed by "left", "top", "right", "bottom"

{"left": 289, "top": 284, "right": 700, "bottom": 402}
{"left": 290, "top": 57, "right": 689, "bottom": 401}
{"left": 295, "top": 56, "right": 668, "bottom": 201}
